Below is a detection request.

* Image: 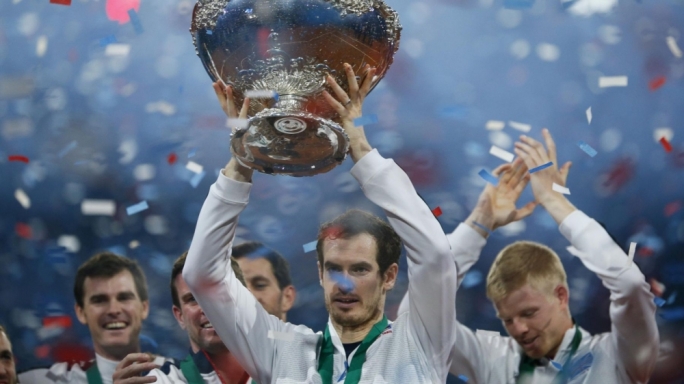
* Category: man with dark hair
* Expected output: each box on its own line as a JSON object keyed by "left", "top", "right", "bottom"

{"left": 0, "top": 325, "right": 18, "bottom": 384}
{"left": 232, "top": 242, "right": 296, "bottom": 321}
{"left": 183, "top": 64, "right": 456, "bottom": 383}
{"left": 19, "top": 252, "right": 170, "bottom": 384}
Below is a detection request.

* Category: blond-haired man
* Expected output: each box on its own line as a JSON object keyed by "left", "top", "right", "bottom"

{"left": 401, "top": 130, "right": 659, "bottom": 383}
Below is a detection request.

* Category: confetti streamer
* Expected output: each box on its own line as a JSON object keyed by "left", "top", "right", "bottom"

{"left": 489, "top": 145, "right": 515, "bottom": 162}
{"left": 550, "top": 361, "right": 563, "bottom": 370}
{"left": 268, "top": 330, "right": 295, "bottom": 341}
{"left": 649, "top": 76, "right": 666, "bottom": 91}
{"left": 577, "top": 141, "right": 597, "bottom": 157}
{"left": 599, "top": 76, "right": 628, "bottom": 88}
{"left": 302, "top": 240, "right": 317, "bottom": 253}
{"left": 186, "top": 161, "right": 203, "bottom": 174}
{"left": 58, "top": 141, "right": 77, "bottom": 158}
{"left": 529, "top": 161, "right": 553, "bottom": 173}
{"left": 472, "top": 221, "right": 493, "bottom": 235}
{"left": 81, "top": 199, "right": 116, "bottom": 216}
{"left": 15, "top": 189, "right": 31, "bottom": 209}
{"left": 485, "top": 120, "right": 505, "bottom": 131}
{"left": 190, "top": 171, "right": 206, "bottom": 188}
{"left": 457, "top": 374, "right": 469, "bottom": 383}
{"left": 586, "top": 107, "right": 592, "bottom": 124}
{"left": 127, "top": 9, "right": 144, "bottom": 34}
{"left": 227, "top": 118, "right": 250, "bottom": 129}
{"left": 666, "top": 36, "right": 683, "bottom": 58}
{"left": 206, "top": 30, "right": 213, "bottom": 35}
{"left": 659, "top": 137, "right": 673, "bottom": 153}
{"left": 653, "top": 297, "right": 666, "bottom": 307}
{"left": 552, "top": 183, "right": 570, "bottom": 195}
{"left": 627, "top": 242, "right": 637, "bottom": 266}
{"left": 167, "top": 153, "right": 178, "bottom": 164}
{"left": 432, "top": 207, "right": 443, "bottom": 217}
{"left": 126, "top": 201, "right": 149, "bottom": 216}
{"left": 8, "top": 155, "right": 30, "bottom": 163}
{"left": 478, "top": 169, "right": 499, "bottom": 186}
{"left": 50, "top": 0, "right": 71, "bottom": 5}
{"left": 508, "top": 121, "right": 531, "bottom": 132}
{"left": 353, "top": 114, "right": 379, "bottom": 127}
{"left": 245, "top": 90, "right": 278, "bottom": 99}
{"left": 105, "top": 44, "right": 131, "bottom": 56}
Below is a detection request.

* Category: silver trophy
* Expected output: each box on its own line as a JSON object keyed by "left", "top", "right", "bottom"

{"left": 191, "top": 0, "right": 401, "bottom": 176}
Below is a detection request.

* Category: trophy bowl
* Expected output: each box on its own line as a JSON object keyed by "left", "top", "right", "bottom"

{"left": 191, "top": 0, "right": 401, "bottom": 176}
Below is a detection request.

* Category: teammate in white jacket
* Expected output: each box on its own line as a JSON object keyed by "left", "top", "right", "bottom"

{"left": 400, "top": 130, "right": 659, "bottom": 383}
{"left": 182, "top": 63, "right": 457, "bottom": 384}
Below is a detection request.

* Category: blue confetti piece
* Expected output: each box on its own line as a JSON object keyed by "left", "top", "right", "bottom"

{"left": 472, "top": 221, "right": 493, "bottom": 235}
{"left": 302, "top": 240, "right": 317, "bottom": 253}
{"left": 58, "top": 141, "right": 77, "bottom": 158}
{"left": 577, "top": 141, "right": 597, "bottom": 157}
{"left": 551, "top": 360, "right": 563, "bottom": 370}
{"left": 504, "top": 0, "right": 535, "bottom": 8}
{"left": 206, "top": 30, "right": 213, "bottom": 35}
{"left": 128, "top": 9, "right": 144, "bottom": 34}
{"left": 457, "top": 374, "right": 469, "bottom": 382}
{"left": 654, "top": 297, "right": 666, "bottom": 307}
{"left": 478, "top": 169, "right": 499, "bottom": 186}
{"left": 126, "top": 201, "right": 149, "bottom": 216}
{"left": 190, "top": 171, "right": 206, "bottom": 188}
{"left": 329, "top": 271, "right": 355, "bottom": 292}
{"left": 353, "top": 114, "right": 379, "bottom": 127}
{"left": 529, "top": 161, "right": 553, "bottom": 174}
{"left": 438, "top": 105, "right": 468, "bottom": 119}
{"left": 188, "top": 148, "right": 197, "bottom": 158}
{"left": 99, "top": 35, "right": 117, "bottom": 47}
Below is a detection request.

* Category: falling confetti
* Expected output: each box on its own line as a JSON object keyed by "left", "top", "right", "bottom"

{"left": 586, "top": 107, "right": 592, "bottom": 124}
{"left": 649, "top": 76, "right": 666, "bottom": 91}
{"left": 302, "top": 240, "right": 317, "bottom": 253}
{"left": 489, "top": 145, "right": 515, "bottom": 162}
{"left": 577, "top": 141, "right": 598, "bottom": 157}
{"left": 128, "top": 9, "right": 144, "bottom": 34}
{"left": 190, "top": 171, "right": 206, "bottom": 188}
{"left": 599, "top": 76, "right": 628, "bottom": 88}
{"left": 15, "top": 223, "right": 32, "bottom": 239}
{"left": 659, "top": 137, "right": 673, "bottom": 153}
{"left": 81, "top": 199, "right": 116, "bottom": 216}
{"left": 186, "top": 161, "right": 204, "bottom": 174}
{"left": 14, "top": 189, "right": 31, "bottom": 209}
{"left": 8, "top": 155, "right": 30, "bottom": 163}
{"left": 105, "top": 44, "right": 131, "bottom": 56}
{"left": 432, "top": 207, "right": 443, "bottom": 217}
{"left": 654, "top": 297, "right": 666, "bottom": 307}
{"left": 167, "top": 153, "right": 178, "bottom": 164}
{"left": 58, "top": 141, "right": 77, "bottom": 158}
{"left": 478, "top": 169, "right": 499, "bottom": 186}
{"left": 126, "top": 201, "right": 149, "bottom": 216}
{"left": 529, "top": 161, "right": 553, "bottom": 173}
{"left": 666, "top": 36, "right": 683, "bottom": 58}
{"left": 486, "top": 120, "right": 505, "bottom": 131}
{"left": 50, "top": 0, "right": 71, "bottom": 5}
{"left": 508, "top": 121, "right": 532, "bottom": 133}
{"left": 472, "top": 221, "right": 493, "bottom": 235}
{"left": 353, "top": 114, "right": 379, "bottom": 127}
{"left": 552, "top": 183, "right": 570, "bottom": 195}
{"left": 99, "top": 35, "right": 117, "bottom": 46}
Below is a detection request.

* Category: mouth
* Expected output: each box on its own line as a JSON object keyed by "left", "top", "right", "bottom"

{"left": 200, "top": 322, "right": 214, "bottom": 330}
{"left": 333, "top": 297, "right": 359, "bottom": 309}
{"left": 520, "top": 336, "right": 538, "bottom": 349}
{"left": 102, "top": 321, "right": 129, "bottom": 331}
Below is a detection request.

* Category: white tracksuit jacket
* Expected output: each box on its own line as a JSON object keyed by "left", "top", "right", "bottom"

{"left": 399, "top": 211, "right": 659, "bottom": 383}
{"left": 183, "top": 149, "right": 457, "bottom": 384}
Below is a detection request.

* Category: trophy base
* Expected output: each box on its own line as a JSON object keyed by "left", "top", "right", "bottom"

{"left": 230, "top": 109, "right": 350, "bottom": 177}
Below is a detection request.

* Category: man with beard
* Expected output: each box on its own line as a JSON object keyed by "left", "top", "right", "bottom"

{"left": 182, "top": 63, "right": 457, "bottom": 383}
{"left": 18, "top": 253, "right": 170, "bottom": 384}
{"left": 0, "top": 325, "right": 18, "bottom": 384}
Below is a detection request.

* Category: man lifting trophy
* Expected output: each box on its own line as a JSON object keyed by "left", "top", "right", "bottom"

{"left": 190, "top": 0, "right": 401, "bottom": 176}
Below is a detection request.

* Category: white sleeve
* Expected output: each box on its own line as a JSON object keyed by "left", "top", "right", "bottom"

{"left": 182, "top": 172, "right": 295, "bottom": 384}
{"left": 559, "top": 210, "right": 659, "bottom": 383}
{"left": 397, "top": 223, "right": 485, "bottom": 317}
{"left": 350, "top": 149, "right": 457, "bottom": 379}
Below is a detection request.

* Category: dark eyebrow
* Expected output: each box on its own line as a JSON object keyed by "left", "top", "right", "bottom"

{"left": 117, "top": 291, "right": 136, "bottom": 300}
{"left": 249, "top": 276, "right": 270, "bottom": 283}
{"left": 180, "top": 292, "right": 195, "bottom": 302}
{"left": 0, "top": 350, "right": 12, "bottom": 359}
{"left": 89, "top": 294, "right": 109, "bottom": 303}
{"left": 350, "top": 261, "right": 373, "bottom": 269}
{"left": 323, "top": 261, "right": 341, "bottom": 270}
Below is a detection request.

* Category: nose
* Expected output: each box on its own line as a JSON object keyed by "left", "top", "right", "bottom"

{"left": 331, "top": 272, "right": 355, "bottom": 293}
{"left": 509, "top": 318, "right": 529, "bottom": 338}
{"left": 107, "top": 299, "right": 123, "bottom": 315}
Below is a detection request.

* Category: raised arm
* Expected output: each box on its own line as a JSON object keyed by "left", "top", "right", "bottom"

{"left": 182, "top": 84, "right": 287, "bottom": 384}
{"left": 515, "top": 129, "right": 659, "bottom": 383}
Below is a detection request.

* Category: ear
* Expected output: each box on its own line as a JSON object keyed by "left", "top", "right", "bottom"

{"left": 555, "top": 285, "right": 570, "bottom": 309}
{"left": 382, "top": 263, "right": 399, "bottom": 292}
{"left": 141, "top": 300, "right": 150, "bottom": 320}
{"left": 74, "top": 303, "right": 87, "bottom": 325}
{"left": 317, "top": 261, "right": 323, "bottom": 286}
{"left": 280, "top": 285, "right": 296, "bottom": 313}
{"left": 172, "top": 305, "right": 186, "bottom": 330}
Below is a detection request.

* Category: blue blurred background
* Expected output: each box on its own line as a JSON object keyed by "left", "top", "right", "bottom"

{"left": 1, "top": 0, "right": 684, "bottom": 382}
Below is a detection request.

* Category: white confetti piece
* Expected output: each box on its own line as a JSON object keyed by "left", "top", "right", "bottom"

{"left": 36, "top": 35, "right": 48, "bottom": 57}
{"left": 666, "top": 36, "right": 683, "bottom": 58}
{"left": 586, "top": 107, "right": 592, "bottom": 124}
{"left": 599, "top": 76, "right": 628, "bottom": 88}
{"left": 14, "top": 189, "right": 31, "bottom": 209}
{"left": 485, "top": 120, "right": 505, "bottom": 131}
{"left": 105, "top": 43, "right": 131, "bottom": 57}
{"left": 268, "top": 330, "right": 295, "bottom": 341}
{"left": 508, "top": 121, "right": 531, "bottom": 132}
{"left": 627, "top": 242, "right": 637, "bottom": 266}
{"left": 186, "top": 161, "right": 203, "bottom": 174}
{"left": 245, "top": 90, "right": 278, "bottom": 99}
{"left": 226, "top": 118, "right": 249, "bottom": 129}
{"left": 552, "top": 183, "right": 570, "bottom": 195}
{"left": 81, "top": 199, "right": 116, "bottom": 216}
{"left": 129, "top": 240, "right": 140, "bottom": 249}
{"left": 126, "top": 201, "right": 149, "bottom": 216}
{"left": 653, "top": 128, "right": 673, "bottom": 143}
{"left": 145, "top": 101, "right": 176, "bottom": 116}
{"left": 489, "top": 145, "right": 515, "bottom": 162}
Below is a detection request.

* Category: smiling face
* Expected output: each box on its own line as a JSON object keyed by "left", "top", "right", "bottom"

{"left": 0, "top": 331, "right": 17, "bottom": 384}
{"left": 75, "top": 270, "right": 149, "bottom": 360}
{"left": 172, "top": 274, "right": 224, "bottom": 354}
{"left": 494, "top": 283, "right": 571, "bottom": 359}
{"left": 318, "top": 233, "right": 397, "bottom": 329}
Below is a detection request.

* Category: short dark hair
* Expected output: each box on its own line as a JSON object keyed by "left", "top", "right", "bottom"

{"left": 171, "top": 251, "right": 246, "bottom": 308}
{"left": 316, "top": 209, "right": 402, "bottom": 275}
{"left": 74, "top": 252, "right": 148, "bottom": 308}
{"left": 232, "top": 242, "right": 292, "bottom": 290}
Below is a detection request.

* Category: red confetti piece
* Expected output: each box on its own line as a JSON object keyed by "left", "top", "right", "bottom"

{"left": 649, "top": 76, "right": 666, "bottom": 91}
{"left": 42, "top": 316, "right": 73, "bottom": 329}
{"left": 34, "top": 345, "right": 51, "bottom": 359}
{"left": 8, "top": 155, "right": 30, "bottom": 163}
{"left": 50, "top": 0, "right": 71, "bottom": 5}
{"left": 660, "top": 137, "right": 673, "bottom": 153}
{"left": 15, "top": 223, "right": 32, "bottom": 239}
{"left": 664, "top": 201, "right": 682, "bottom": 217}
{"left": 167, "top": 153, "right": 178, "bottom": 164}
{"left": 432, "top": 207, "right": 443, "bottom": 217}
